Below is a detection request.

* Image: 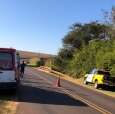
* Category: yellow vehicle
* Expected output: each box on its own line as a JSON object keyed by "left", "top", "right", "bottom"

{"left": 84, "top": 69, "right": 115, "bottom": 89}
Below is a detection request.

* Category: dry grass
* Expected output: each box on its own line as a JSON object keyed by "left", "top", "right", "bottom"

{"left": 0, "top": 101, "right": 18, "bottom": 114}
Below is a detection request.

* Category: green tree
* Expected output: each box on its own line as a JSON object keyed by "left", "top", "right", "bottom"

{"left": 52, "top": 48, "right": 73, "bottom": 73}
{"left": 63, "top": 22, "right": 109, "bottom": 49}
{"left": 53, "top": 8, "right": 115, "bottom": 78}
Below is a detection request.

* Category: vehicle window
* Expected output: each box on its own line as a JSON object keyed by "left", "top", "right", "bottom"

{"left": 0, "top": 52, "right": 13, "bottom": 70}
{"left": 98, "top": 71, "right": 110, "bottom": 75}
{"left": 89, "top": 69, "right": 97, "bottom": 74}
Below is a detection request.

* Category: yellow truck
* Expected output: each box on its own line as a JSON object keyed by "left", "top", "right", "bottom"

{"left": 84, "top": 69, "right": 115, "bottom": 89}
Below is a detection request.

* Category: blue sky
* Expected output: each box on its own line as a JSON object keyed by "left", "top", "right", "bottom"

{"left": 0, "top": 0, "right": 114, "bottom": 54}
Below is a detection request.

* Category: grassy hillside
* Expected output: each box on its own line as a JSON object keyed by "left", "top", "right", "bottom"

{"left": 19, "top": 50, "right": 53, "bottom": 59}
{"left": 18, "top": 50, "right": 54, "bottom": 66}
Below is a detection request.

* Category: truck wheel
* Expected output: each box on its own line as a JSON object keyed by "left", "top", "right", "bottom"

{"left": 94, "top": 81, "right": 99, "bottom": 89}
{"left": 84, "top": 80, "right": 88, "bottom": 85}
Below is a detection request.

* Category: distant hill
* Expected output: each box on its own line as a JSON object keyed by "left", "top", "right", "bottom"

{"left": 18, "top": 50, "right": 53, "bottom": 59}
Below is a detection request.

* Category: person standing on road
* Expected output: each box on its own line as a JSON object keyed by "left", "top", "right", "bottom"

{"left": 20, "top": 61, "right": 26, "bottom": 78}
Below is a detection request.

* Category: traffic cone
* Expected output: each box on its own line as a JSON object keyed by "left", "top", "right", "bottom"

{"left": 56, "top": 76, "right": 61, "bottom": 87}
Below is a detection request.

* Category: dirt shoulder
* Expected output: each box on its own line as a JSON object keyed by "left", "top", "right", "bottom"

{"left": 0, "top": 101, "right": 18, "bottom": 114}
{"left": 36, "top": 67, "right": 115, "bottom": 98}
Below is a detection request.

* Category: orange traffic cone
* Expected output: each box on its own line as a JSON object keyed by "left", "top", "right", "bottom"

{"left": 56, "top": 76, "right": 61, "bottom": 87}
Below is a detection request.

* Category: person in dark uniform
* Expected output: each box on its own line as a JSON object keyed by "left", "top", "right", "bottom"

{"left": 20, "top": 61, "right": 26, "bottom": 78}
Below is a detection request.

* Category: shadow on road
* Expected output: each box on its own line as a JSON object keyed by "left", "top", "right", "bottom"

{"left": 0, "top": 84, "right": 87, "bottom": 107}
{"left": 102, "top": 86, "right": 115, "bottom": 92}
{"left": 0, "top": 90, "right": 16, "bottom": 108}
{"left": 18, "top": 84, "right": 87, "bottom": 106}
{"left": 88, "top": 83, "right": 115, "bottom": 92}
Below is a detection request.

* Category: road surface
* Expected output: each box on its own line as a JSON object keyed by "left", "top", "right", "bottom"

{"left": 16, "top": 67, "right": 115, "bottom": 114}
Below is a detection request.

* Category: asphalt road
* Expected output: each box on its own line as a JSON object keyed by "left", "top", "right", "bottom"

{"left": 15, "top": 67, "right": 115, "bottom": 114}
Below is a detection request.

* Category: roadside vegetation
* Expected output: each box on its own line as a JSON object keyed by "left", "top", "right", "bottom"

{"left": 28, "top": 57, "right": 45, "bottom": 67}
{"left": 0, "top": 94, "right": 17, "bottom": 114}
{"left": 51, "top": 7, "right": 115, "bottom": 78}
